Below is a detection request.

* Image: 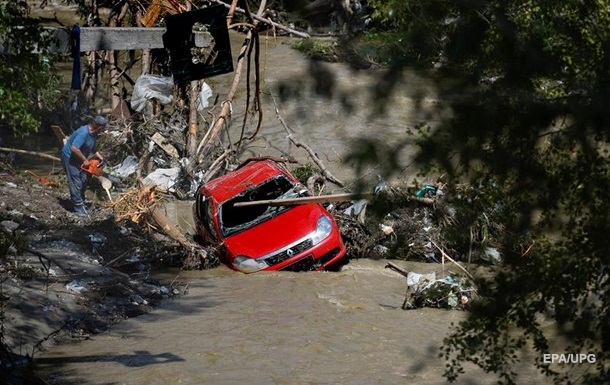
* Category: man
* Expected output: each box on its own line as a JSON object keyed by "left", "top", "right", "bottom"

{"left": 61, "top": 115, "right": 107, "bottom": 216}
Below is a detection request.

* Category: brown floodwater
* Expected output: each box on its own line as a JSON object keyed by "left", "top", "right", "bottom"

{"left": 34, "top": 259, "right": 548, "bottom": 385}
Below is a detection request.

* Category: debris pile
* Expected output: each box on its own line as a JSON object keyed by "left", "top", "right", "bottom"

{"left": 401, "top": 271, "right": 475, "bottom": 310}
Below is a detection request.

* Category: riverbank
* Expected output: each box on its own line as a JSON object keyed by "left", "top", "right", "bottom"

{"left": 0, "top": 170, "right": 187, "bottom": 383}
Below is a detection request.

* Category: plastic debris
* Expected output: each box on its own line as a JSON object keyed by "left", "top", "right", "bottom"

{"left": 131, "top": 74, "right": 174, "bottom": 112}
{"left": 89, "top": 233, "right": 107, "bottom": 244}
{"left": 198, "top": 82, "right": 213, "bottom": 110}
{"left": 415, "top": 184, "right": 437, "bottom": 198}
{"left": 343, "top": 199, "right": 368, "bottom": 223}
{"left": 374, "top": 175, "right": 388, "bottom": 195}
{"left": 401, "top": 271, "right": 475, "bottom": 310}
{"left": 142, "top": 167, "right": 181, "bottom": 191}
{"left": 111, "top": 155, "right": 139, "bottom": 178}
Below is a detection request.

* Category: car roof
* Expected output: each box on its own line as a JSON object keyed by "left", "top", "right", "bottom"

{"left": 200, "top": 159, "right": 293, "bottom": 203}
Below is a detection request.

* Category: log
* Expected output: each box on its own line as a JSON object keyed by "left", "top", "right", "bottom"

{"left": 233, "top": 191, "right": 436, "bottom": 207}
{"left": 150, "top": 203, "right": 213, "bottom": 269}
{"left": 233, "top": 192, "right": 373, "bottom": 207}
{"left": 0, "top": 147, "right": 61, "bottom": 162}
{"left": 385, "top": 262, "right": 410, "bottom": 278}
{"left": 151, "top": 132, "right": 180, "bottom": 158}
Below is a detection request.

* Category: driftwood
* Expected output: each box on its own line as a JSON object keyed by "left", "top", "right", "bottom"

{"left": 51, "top": 125, "right": 68, "bottom": 145}
{"left": 430, "top": 240, "right": 473, "bottom": 279}
{"left": 233, "top": 191, "right": 435, "bottom": 207}
{"left": 0, "top": 147, "right": 61, "bottom": 162}
{"left": 195, "top": 3, "right": 259, "bottom": 158}
{"left": 234, "top": 192, "right": 373, "bottom": 207}
{"left": 208, "top": 0, "right": 310, "bottom": 38}
{"left": 150, "top": 200, "right": 215, "bottom": 269}
{"left": 271, "top": 95, "right": 346, "bottom": 188}
{"left": 385, "top": 262, "right": 410, "bottom": 278}
{"left": 129, "top": 183, "right": 214, "bottom": 269}
{"left": 151, "top": 132, "right": 180, "bottom": 158}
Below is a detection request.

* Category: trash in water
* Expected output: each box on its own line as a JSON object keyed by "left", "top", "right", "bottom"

{"left": 402, "top": 272, "right": 474, "bottom": 310}
{"left": 385, "top": 262, "right": 475, "bottom": 310}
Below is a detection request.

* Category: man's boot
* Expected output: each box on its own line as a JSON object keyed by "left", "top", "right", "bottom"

{"left": 73, "top": 203, "right": 88, "bottom": 217}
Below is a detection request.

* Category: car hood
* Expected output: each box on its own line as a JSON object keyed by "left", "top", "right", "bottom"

{"left": 223, "top": 204, "right": 328, "bottom": 258}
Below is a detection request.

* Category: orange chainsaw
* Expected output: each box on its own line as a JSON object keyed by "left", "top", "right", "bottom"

{"left": 80, "top": 158, "right": 105, "bottom": 177}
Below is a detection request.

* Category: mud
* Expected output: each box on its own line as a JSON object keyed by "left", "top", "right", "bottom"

{"left": 0, "top": 170, "right": 187, "bottom": 383}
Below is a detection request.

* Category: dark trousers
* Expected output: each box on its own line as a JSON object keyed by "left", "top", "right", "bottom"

{"left": 61, "top": 154, "right": 89, "bottom": 206}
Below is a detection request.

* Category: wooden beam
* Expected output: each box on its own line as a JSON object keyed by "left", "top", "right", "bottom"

{"left": 43, "top": 27, "right": 212, "bottom": 53}
{"left": 232, "top": 192, "right": 437, "bottom": 207}
{"left": 233, "top": 193, "right": 372, "bottom": 207}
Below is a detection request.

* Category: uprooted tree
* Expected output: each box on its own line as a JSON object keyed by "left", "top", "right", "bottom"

{"left": 10, "top": 0, "right": 323, "bottom": 268}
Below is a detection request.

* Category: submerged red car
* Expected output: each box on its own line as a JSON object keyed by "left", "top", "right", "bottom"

{"left": 193, "top": 159, "right": 347, "bottom": 273}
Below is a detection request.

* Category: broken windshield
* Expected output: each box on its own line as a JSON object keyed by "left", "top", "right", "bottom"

{"left": 219, "top": 176, "right": 305, "bottom": 237}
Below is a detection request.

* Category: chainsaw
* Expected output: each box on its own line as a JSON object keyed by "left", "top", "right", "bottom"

{"left": 80, "top": 158, "right": 105, "bottom": 177}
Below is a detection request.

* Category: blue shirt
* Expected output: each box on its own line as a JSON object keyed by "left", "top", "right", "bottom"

{"left": 61, "top": 125, "right": 97, "bottom": 159}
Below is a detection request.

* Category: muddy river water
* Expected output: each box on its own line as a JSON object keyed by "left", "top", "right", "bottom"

{"left": 35, "top": 261, "right": 488, "bottom": 385}
{"left": 16, "top": 29, "right": 547, "bottom": 384}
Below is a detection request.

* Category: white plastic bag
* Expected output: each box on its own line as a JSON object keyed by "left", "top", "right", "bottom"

{"left": 131, "top": 74, "right": 174, "bottom": 112}
{"left": 197, "top": 82, "right": 213, "bottom": 111}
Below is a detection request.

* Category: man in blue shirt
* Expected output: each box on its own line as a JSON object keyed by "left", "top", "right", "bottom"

{"left": 61, "top": 115, "right": 107, "bottom": 216}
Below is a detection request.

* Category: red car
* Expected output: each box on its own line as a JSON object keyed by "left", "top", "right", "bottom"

{"left": 193, "top": 159, "right": 347, "bottom": 273}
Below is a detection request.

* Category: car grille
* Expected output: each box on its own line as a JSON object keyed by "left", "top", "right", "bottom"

{"left": 280, "top": 254, "right": 315, "bottom": 272}
{"left": 279, "top": 247, "right": 342, "bottom": 272}
{"left": 264, "top": 238, "right": 313, "bottom": 266}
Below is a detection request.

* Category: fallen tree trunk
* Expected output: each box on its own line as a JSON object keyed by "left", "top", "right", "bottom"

{"left": 130, "top": 183, "right": 217, "bottom": 270}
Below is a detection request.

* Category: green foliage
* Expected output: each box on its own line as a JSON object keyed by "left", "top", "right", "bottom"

{"left": 292, "top": 39, "right": 342, "bottom": 62}
{"left": 0, "top": 1, "right": 62, "bottom": 136}
{"left": 367, "top": 0, "right": 411, "bottom": 27}
{"left": 376, "top": 1, "right": 610, "bottom": 384}
{"left": 364, "top": 0, "right": 458, "bottom": 68}
{"left": 298, "top": 0, "right": 610, "bottom": 383}
{"left": 290, "top": 162, "right": 320, "bottom": 185}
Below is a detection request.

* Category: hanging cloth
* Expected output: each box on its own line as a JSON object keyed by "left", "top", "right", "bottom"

{"left": 70, "top": 24, "right": 81, "bottom": 90}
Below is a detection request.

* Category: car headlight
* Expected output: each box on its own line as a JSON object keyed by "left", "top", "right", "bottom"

{"left": 311, "top": 215, "right": 333, "bottom": 245}
{"left": 233, "top": 255, "right": 269, "bottom": 273}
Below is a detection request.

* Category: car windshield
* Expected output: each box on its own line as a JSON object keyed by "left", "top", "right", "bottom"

{"left": 219, "top": 175, "right": 305, "bottom": 237}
